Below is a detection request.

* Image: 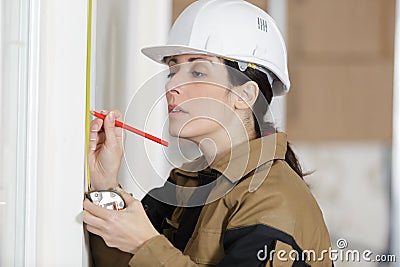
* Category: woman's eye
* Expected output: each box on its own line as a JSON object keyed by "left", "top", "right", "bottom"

{"left": 167, "top": 72, "right": 176, "bottom": 78}
{"left": 192, "top": 71, "right": 205, "bottom": 78}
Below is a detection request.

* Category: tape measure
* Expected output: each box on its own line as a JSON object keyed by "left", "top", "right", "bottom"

{"left": 85, "top": 0, "right": 93, "bottom": 192}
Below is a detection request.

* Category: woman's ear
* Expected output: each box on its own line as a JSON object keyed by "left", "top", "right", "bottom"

{"left": 234, "top": 81, "right": 259, "bottom": 110}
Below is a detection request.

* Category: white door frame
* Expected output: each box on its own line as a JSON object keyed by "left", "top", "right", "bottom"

{"left": 24, "top": 0, "right": 89, "bottom": 266}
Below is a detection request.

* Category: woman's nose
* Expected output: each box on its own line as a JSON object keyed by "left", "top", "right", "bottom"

{"left": 166, "top": 87, "right": 180, "bottom": 95}
{"left": 165, "top": 73, "right": 183, "bottom": 94}
{"left": 165, "top": 85, "right": 180, "bottom": 104}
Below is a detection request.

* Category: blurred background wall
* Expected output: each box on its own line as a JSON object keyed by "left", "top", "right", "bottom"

{"left": 286, "top": 1, "right": 395, "bottom": 266}
{"left": 94, "top": 0, "right": 172, "bottom": 196}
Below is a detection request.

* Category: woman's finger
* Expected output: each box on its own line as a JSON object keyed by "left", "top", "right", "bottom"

{"left": 89, "top": 131, "right": 99, "bottom": 152}
{"left": 116, "top": 188, "right": 136, "bottom": 207}
{"left": 85, "top": 224, "right": 103, "bottom": 236}
{"left": 112, "top": 110, "right": 124, "bottom": 141}
{"left": 89, "top": 118, "right": 105, "bottom": 151}
{"left": 111, "top": 109, "right": 123, "bottom": 121}
{"left": 82, "top": 209, "right": 106, "bottom": 229}
{"left": 90, "top": 118, "right": 104, "bottom": 132}
{"left": 94, "top": 130, "right": 106, "bottom": 146}
{"left": 103, "top": 110, "right": 124, "bottom": 149}
{"left": 102, "top": 112, "right": 117, "bottom": 146}
{"left": 83, "top": 198, "right": 115, "bottom": 220}
{"left": 89, "top": 122, "right": 101, "bottom": 151}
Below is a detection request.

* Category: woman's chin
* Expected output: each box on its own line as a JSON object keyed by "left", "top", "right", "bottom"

{"left": 169, "top": 128, "right": 190, "bottom": 139}
{"left": 168, "top": 126, "right": 200, "bottom": 141}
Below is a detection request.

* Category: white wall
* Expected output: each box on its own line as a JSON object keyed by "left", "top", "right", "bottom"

{"left": 391, "top": 0, "right": 400, "bottom": 261}
{"left": 1, "top": 0, "right": 89, "bottom": 266}
{"left": 34, "top": 0, "right": 88, "bottom": 266}
{"left": 268, "top": 0, "right": 287, "bottom": 132}
{"left": 295, "top": 142, "right": 392, "bottom": 267}
{"left": 0, "top": 0, "right": 27, "bottom": 265}
{"left": 94, "top": 0, "right": 172, "bottom": 199}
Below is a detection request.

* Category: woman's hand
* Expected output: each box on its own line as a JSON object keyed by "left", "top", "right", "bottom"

{"left": 88, "top": 110, "right": 123, "bottom": 190}
{"left": 83, "top": 189, "right": 160, "bottom": 254}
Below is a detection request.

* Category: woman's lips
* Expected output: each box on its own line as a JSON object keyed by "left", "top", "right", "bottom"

{"left": 168, "top": 104, "right": 188, "bottom": 114}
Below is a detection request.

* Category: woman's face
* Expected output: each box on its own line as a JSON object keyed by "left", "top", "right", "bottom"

{"left": 165, "top": 54, "right": 237, "bottom": 142}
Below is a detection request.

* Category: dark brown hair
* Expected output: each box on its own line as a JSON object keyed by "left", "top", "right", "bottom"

{"left": 224, "top": 59, "right": 305, "bottom": 179}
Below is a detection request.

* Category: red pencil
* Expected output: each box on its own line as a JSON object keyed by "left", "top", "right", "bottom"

{"left": 90, "top": 111, "right": 168, "bottom": 147}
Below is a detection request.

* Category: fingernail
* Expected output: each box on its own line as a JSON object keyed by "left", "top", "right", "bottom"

{"left": 90, "top": 146, "right": 96, "bottom": 151}
{"left": 91, "top": 124, "right": 99, "bottom": 132}
{"left": 109, "top": 111, "right": 115, "bottom": 122}
{"left": 89, "top": 138, "right": 96, "bottom": 141}
{"left": 100, "top": 110, "right": 107, "bottom": 114}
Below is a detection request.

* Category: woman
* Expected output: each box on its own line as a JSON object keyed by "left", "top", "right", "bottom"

{"left": 83, "top": 0, "right": 333, "bottom": 266}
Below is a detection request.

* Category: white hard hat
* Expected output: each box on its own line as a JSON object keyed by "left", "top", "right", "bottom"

{"left": 142, "top": 0, "right": 290, "bottom": 96}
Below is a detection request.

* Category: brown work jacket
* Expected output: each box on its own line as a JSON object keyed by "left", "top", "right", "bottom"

{"left": 90, "top": 133, "right": 333, "bottom": 266}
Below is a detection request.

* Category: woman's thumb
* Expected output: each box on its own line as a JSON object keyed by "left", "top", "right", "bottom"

{"left": 115, "top": 188, "right": 135, "bottom": 207}
{"left": 103, "top": 111, "right": 117, "bottom": 146}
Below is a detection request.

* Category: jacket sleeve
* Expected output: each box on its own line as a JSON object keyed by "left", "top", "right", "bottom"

{"left": 129, "top": 235, "right": 198, "bottom": 267}
{"left": 128, "top": 224, "right": 297, "bottom": 267}
{"left": 218, "top": 224, "right": 307, "bottom": 267}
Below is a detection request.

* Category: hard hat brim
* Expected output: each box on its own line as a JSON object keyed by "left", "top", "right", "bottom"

{"left": 142, "top": 45, "right": 219, "bottom": 63}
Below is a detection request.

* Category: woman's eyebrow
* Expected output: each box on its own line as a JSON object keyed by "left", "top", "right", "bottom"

{"left": 188, "top": 57, "right": 213, "bottom": 63}
{"left": 166, "top": 56, "right": 213, "bottom": 66}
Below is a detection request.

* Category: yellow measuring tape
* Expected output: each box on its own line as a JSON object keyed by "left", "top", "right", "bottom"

{"left": 85, "top": 0, "right": 93, "bottom": 192}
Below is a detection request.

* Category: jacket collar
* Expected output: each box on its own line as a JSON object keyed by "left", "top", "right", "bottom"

{"left": 170, "top": 132, "right": 287, "bottom": 184}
